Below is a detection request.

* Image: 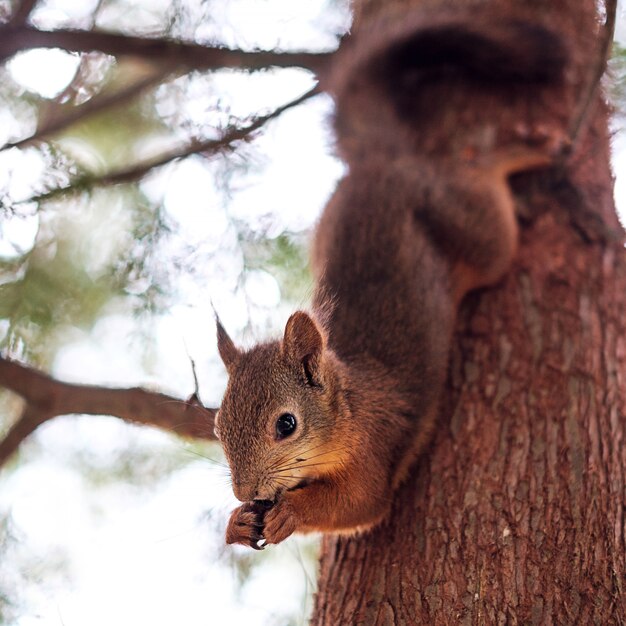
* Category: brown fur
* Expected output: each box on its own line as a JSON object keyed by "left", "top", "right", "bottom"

{"left": 217, "top": 9, "right": 567, "bottom": 549}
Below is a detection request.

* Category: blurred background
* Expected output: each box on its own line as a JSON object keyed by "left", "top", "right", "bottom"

{"left": 0, "top": 1, "right": 624, "bottom": 624}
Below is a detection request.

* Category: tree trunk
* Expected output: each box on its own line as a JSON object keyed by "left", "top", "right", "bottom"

{"left": 311, "top": 0, "right": 626, "bottom": 623}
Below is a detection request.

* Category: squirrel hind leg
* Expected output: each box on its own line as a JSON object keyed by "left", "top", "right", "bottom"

{"left": 414, "top": 171, "right": 519, "bottom": 303}
{"left": 450, "top": 145, "right": 557, "bottom": 301}
{"left": 450, "top": 199, "right": 518, "bottom": 304}
{"left": 490, "top": 146, "right": 556, "bottom": 179}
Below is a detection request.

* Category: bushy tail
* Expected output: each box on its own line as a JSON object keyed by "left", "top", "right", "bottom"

{"left": 379, "top": 17, "right": 566, "bottom": 85}
{"left": 329, "top": 10, "right": 567, "bottom": 97}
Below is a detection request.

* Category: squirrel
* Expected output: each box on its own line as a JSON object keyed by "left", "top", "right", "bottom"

{"left": 215, "top": 9, "right": 567, "bottom": 549}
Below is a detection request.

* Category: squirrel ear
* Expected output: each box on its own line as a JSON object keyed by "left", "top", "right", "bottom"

{"left": 216, "top": 317, "right": 241, "bottom": 373}
{"left": 283, "top": 311, "right": 326, "bottom": 385}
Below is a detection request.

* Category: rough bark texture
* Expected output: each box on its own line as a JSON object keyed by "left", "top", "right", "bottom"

{"left": 311, "top": 0, "right": 626, "bottom": 624}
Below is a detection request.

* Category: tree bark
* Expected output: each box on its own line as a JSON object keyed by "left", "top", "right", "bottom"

{"left": 311, "top": 0, "right": 626, "bottom": 624}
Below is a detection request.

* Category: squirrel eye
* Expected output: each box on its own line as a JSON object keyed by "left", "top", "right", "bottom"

{"left": 275, "top": 413, "right": 297, "bottom": 440}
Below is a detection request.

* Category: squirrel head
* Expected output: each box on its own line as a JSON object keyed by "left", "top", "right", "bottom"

{"left": 215, "top": 311, "right": 350, "bottom": 503}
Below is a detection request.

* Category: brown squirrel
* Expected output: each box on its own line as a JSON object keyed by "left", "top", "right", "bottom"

{"left": 215, "top": 9, "right": 567, "bottom": 549}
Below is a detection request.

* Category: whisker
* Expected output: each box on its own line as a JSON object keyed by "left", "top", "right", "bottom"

{"left": 296, "top": 446, "right": 349, "bottom": 461}
{"left": 266, "top": 440, "right": 333, "bottom": 471}
{"left": 271, "top": 460, "right": 340, "bottom": 475}
{"left": 155, "top": 399, "right": 217, "bottom": 418}
{"left": 274, "top": 447, "right": 350, "bottom": 472}
{"left": 274, "top": 446, "right": 347, "bottom": 470}
{"left": 273, "top": 477, "right": 291, "bottom": 486}
{"left": 270, "top": 478, "right": 292, "bottom": 492}
{"left": 266, "top": 449, "right": 298, "bottom": 473}
{"left": 268, "top": 443, "right": 326, "bottom": 469}
{"left": 184, "top": 448, "right": 229, "bottom": 468}
{"left": 162, "top": 421, "right": 220, "bottom": 440}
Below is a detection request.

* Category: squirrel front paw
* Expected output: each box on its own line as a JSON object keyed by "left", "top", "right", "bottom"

{"left": 225, "top": 502, "right": 265, "bottom": 550}
{"left": 262, "top": 497, "right": 298, "bottom": 545}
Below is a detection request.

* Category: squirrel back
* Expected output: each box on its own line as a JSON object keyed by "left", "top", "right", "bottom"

{"left": 217, "top": 9, "right": 567, "bottom": 549}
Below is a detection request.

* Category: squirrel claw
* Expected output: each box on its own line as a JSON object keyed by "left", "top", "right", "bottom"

{"left": 262, "top": 498, "right": 298, "bottom": 545}
{"left": 249, "top": 538, "right": 265, "bottom": 551}
{"left": 225, "top": 502, "right": 267, "bottom": 549}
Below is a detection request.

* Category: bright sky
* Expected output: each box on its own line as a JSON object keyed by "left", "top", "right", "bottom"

{"left": 1, "top": 1, "right": 344, "bottom": 624}
{"left": 1, "top": 2, "right": 625, "bottom": 625}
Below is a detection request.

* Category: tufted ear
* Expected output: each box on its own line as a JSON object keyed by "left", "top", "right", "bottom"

{"left": 283, "top": 311, "right": 326, "bottom": 386}
{"left": 216, "top": 317, "right": 241, "bottom": 374}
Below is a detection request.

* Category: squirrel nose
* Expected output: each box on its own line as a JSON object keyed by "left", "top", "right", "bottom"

{"left": 232, "top": 479, "right": 256, "bottom": 502}
{"left": 253, "top": 485, "right": 278, "bottom": 502}
{"left": 232, "top": 478, "right": 277, "bottom": 503}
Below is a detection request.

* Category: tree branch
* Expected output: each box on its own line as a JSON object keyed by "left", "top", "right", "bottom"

{"left": 2, "top": 68, "right": 175, "bottom": 151}
{"left": 566, "top": 0, "right": 618, "bottom": 153}
{"left": 0, "top": 356, "right": 218, "bottom": 467}
{"left": 0, "top": 25, "right": 332, "bottom": 75}
{"left": 0, "top": 404, "right": 52, "bottom": 466}
{"left": 19, "top": 84, "right": 320, "bottom": 205}
{"left": 8, "top": 0, "right": 39, "bottom": 27}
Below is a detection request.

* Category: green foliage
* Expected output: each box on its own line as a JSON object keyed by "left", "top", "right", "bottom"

{"left": 610, "top": 43, "right": 626, "bottom": 119}
{"left": 0, "top": 513, "right": 17, "bottom": 624}
{"left": 60, "top": 89, "right": 172, "bottom": 171}
{"left": 0, "top": 185, "right": 171, "bottom": 361}
{"left": 241, "top": 231, "right": 313, "bottom": 303}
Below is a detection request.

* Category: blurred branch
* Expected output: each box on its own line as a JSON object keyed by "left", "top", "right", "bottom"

{"left": 0, "top": 355, "right": 218, "bottom": 468}
{"left": 0, "top": 25, "right": 332, "bottom": 74}
{"left": 40, "top": 0, "right": 106, "bottom": 102}
{"left": 565, "top": 0, "right": 617, "bottom": 154}
{"left": 8, "top": 0, "right": 39, "bottom": 27}
{"left": 2, "top": 67, "right": 175, "bottom": 150}
{"left": 0, "top": 404, "right": 51, "bottom": 467}
{"left": 20, "top": 84, "right": 320, "bottom": 204}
